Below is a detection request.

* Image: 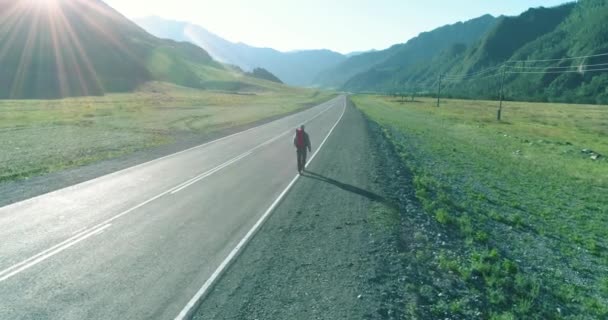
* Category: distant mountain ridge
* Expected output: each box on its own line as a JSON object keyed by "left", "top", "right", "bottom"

{"left": 315, "top": 14, "right": 498, "bottom": 89}
{"left": 316, "top": 0, "right": 608, "bottom": 104}
{"left": 135, "top": 16, "right": 347, "bottom": 86}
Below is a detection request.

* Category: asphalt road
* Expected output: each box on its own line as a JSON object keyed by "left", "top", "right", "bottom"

{"left": 0, "top": 95, "right": 346, "bottom": 320}
{"left": 193, "top": 99, "right": 407, "bottom": 320}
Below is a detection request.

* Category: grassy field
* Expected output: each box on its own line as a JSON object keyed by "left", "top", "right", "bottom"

{"left": 0, "top": 82, "right": 334, "bottom": 183}
{"left": 353, "top": 95, "right": 608, "bottom": 319}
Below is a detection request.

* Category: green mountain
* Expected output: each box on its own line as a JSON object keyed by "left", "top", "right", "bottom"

{"left": 426, "top": 2, "right": 578, "bottom": 102}
{"left": 0, "top": 0, "right": 252, "bottom": 99}
{"left": 314, "top": 47, "right": 398, "bottom": 89}
{"left": 315, "top": 14, "right": 498, "bottom": 89}
{"left": 135, "top": 16, "right": 347, "bottom": 86}
{"left": 503, "top": 0, "right": 608, "bottom": 104}
{"left": 247, "top": 68, "right": 283, "bottom": 84}
{"left": 332, "top": 1, "right": 608, "bottom": 104}
{"left": 452, "top": 4, "right": 574, "bottom": 73}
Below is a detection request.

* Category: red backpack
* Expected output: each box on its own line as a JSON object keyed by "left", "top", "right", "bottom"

{"left": 295, "top": 129, "right": 305, "bottom": 148}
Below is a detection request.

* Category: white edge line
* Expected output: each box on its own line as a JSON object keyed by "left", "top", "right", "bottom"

{"left": 306, "top": 98, "right": 347, "bottom": 165}
{"left": 167, "top": 97, "right": 337, "bottom": 195}
{"left": 0, "top": 97, "right": 344, "bottom": 284}
{"left": 0, "top": 96, "right": 341, "bottom": 211}
{"left": 174, "top": 96, "right": 348, "bottom": 320}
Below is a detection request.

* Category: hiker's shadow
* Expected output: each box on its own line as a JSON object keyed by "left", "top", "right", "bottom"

{"left": 302, "top": 171, "right": 391, "bottom": 206}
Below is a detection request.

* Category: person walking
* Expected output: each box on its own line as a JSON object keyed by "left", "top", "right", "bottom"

{"left": 293, "top": 125, "right": 311, "bottom": 174}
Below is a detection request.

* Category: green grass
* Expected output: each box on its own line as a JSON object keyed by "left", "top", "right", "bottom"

{"left": 353, "top": 95, "right": 608, "bottom": 318}
{"left": 0, "top": 82, "right": 335, "bottom": 183}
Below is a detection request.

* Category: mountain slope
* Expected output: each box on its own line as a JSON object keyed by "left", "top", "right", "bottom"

{"left": 314, "top": 46, "right": 398, "bottom": 89}
{"left": 315, "top": 14, "right": 497, "bottom": 89}
{"left": 0, "top": 0, "right": 231, "bottom": 99}
{"left": 135, "top": 17, "right": 346, "bottom": 86}
{"left": 351, "top": 4, "right": 576, "bottom": 96}
{"left": 447, "top": 4, "right": 575, "bottom": 79}
{"left": 504, "top": 0, "right": 608, "bottom": 103}
{"left": 330, "top": 1, "right": 607, "bottom": 104}
{"left": 340, "top": 14, "right": 498, "bottom": 91}
{"left": 247, "top": 68, "right": 283, "bottom": 84}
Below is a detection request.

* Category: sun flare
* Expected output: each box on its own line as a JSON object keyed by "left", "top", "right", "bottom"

{"left": 0, "top": 0, "right": 134, "bottom": 98}
{"left": 28, "top": 0, "right": 60, "bottom": 8}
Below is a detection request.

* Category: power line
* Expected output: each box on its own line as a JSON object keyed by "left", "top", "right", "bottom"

{"left": 400, "top": 51, "right": 608, "bottom": 121}
{"left": 443, "top": 51, "right": 608, "bottom": 81}
{"left": 442, "top": 62, "right": 608, "bottom": 81}
{"left": 508, "top": 61, "right": 608, "bottom": 70}
{"left": 443, "top": 72, "right": 501, "bottom": 83}
{"left": 507, "top": 67, "right": 608, "bottom": 74}
{"left": 506, "top": 51, "right": 608, "bottom": 64}
{"left": 443, "top": 64, "right": 504, "bottom": 80}
{"left": 398, "top": 51, "right": 608, "bottom": 101}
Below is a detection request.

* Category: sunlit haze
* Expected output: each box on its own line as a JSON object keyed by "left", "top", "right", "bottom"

{"left": 105, "top": 0, "right": 569, "bottom": 53}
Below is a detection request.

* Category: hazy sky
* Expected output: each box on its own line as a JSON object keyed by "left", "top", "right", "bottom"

{"left": 105, "top": 0, "right": 570, "bottom": 54}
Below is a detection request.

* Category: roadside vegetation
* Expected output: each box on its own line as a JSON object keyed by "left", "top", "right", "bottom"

{"left": 354, "top": 95, "right": 608, "bottom": 319}
{"left": 0, "top": 82, "right": 333, "bottom": 183}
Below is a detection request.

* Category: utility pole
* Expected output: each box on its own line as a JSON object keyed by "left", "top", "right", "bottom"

{"left": 497, "top": 67, "right": 506, "bottom": 121}
{"left": 436, "top": 74, "right": 442, "bottom": 107}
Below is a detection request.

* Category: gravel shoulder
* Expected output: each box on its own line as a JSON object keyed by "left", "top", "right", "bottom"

{"left": 193, "top": 100, "right": 411, "bottom": 319}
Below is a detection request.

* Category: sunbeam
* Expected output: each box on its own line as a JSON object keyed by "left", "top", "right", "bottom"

{"left": 0, "top": 0, "right": 141, "bottom": 98}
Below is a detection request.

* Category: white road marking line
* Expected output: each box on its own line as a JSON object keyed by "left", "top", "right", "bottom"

{"left": 0, "top": 224, "right": 112, "bottom": 283}
{"left": 174, "top": 96, "right": 347, "bottom": 320}
{"left": 0, "top": 97, "right": 340, "bottom": 211}
{"left": 169, "top": 98, "right": 338, "bottom": 194}
{"left": 0, "top": 98, "right": 344, "bottom": 283}
{"left": 0, "top": 223, "right": 112, "bottom": 279}
{"left": 169, "top": 153, "right": 252, "bottom": 194}
{"left": 306, "top": 98, "right": 347, "bottom": 165}
{"left": 170, "top": 151, "right": 253, "bottom": 194}
{"left": 71, "top": 226, "right": 88, "bottom": 235}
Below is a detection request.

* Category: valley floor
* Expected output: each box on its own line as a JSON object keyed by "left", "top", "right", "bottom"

{"left": 354, "top": 96, "right": 608, "bottom": 318}
{"left": 193, "top": 99, "right": 408, "bottom": 319}
{"left": 0, "top": 83, "right": 333, "bottom": 206}
{"left": 195, "top": 95, "right": 607, "bottom": 319}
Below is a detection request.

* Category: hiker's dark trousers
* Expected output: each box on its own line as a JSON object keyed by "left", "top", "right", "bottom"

{"left": 297, "top": 148, "right": 307, "bottom": 172}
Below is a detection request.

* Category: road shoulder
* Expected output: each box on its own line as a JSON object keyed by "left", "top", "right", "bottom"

{"left": 193, "top": 99, "right": 407, "bottom": 319}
